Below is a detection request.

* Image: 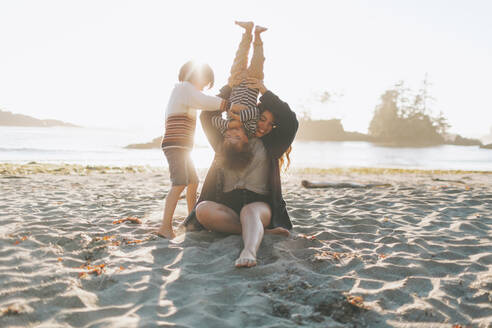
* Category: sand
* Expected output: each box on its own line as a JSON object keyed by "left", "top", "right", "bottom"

{"left": 0, "top": 164, "right": 491, "bottom": 327}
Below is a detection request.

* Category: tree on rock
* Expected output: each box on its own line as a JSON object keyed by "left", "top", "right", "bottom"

{"left": 369, "top": 77, "right": 448, "bottom": 146}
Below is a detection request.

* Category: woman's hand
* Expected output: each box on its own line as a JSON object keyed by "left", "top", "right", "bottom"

{"left": 230, "top": 103, "right": 247, "bottom": 111}
{"left": 245, "top": 78, "right": 267, "bottom": 95}
{"left": 228, "top": 103, "right": 246, "bottom": 121}
{"left": 228, "top": 110, "right": 240, "bottom": 121}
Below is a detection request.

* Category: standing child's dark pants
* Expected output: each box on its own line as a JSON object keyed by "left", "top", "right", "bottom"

{"left": 163, "top": 148, "right": 198, "bottom": 186}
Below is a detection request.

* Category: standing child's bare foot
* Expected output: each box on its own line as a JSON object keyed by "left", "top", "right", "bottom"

{"left": 254, "top": 25, "right": 268, "bottom": 34}
{"left": 157, "top": 225, "right": 176, "bottom": 239}
{"left": 235, "top": 21, "right": 254, "bottom": 32}
{"left": 235, "top": 248, "right": 257, "bottom": 268}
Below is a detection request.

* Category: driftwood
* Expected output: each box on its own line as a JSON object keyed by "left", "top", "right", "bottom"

{"left": 431, "top": 178, "right": 466, "bottom": 184}
{"left": 302, "top": 180, "right": 391, "bottom": 189}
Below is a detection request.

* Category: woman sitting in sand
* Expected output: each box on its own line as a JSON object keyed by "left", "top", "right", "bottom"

{"left": 183, "top": 21, "right": 298, "bottom": 268}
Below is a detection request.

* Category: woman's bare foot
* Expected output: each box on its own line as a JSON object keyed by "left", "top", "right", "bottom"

{"left": 157, "top": 225, "right": 176, "bottom": 239}
{"left": 265, "top": 227, "right": 290, "bottom": 237}
{"left": 254, "top": 25, "right": 268, "bottom": 34}
{"left": 235, "top": 21, "right": 254, "bottom": 32}
{"left": 235, "top": 248, "right": 257, "bottom": 268}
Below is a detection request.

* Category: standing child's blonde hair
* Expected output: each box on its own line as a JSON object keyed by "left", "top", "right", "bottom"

{"left": 179, "top": 61, "right": 215, "bottom": 89}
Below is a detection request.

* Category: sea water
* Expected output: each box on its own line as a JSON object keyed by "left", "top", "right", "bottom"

{"left": 1, "top": 126, "right": 491, "bottom": 171}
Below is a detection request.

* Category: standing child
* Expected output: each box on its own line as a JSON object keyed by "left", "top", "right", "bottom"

{"left": 158, "top": 61, "right": 246, "bottom": 239}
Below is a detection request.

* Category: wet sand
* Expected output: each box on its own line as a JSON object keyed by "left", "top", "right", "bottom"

{"left": 1, "top": 164, "right": 491, "bottom": 327}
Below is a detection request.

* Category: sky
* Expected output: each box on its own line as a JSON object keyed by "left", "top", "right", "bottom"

{"left": 1, "top": 0, "right": 491, "bottom": 139}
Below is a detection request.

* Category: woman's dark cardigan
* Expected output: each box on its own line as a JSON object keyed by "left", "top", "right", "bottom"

{"left": 183, "top": 85, "right": 298, "bottom": 230}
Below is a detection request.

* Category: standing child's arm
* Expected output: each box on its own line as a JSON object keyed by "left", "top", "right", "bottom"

{"left": 185, "top": 83, "right": 230, "bottom": 112}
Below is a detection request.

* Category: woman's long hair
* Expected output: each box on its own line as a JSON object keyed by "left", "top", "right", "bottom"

{"left": 278, "top": 145, "right": 292, "bottom": 172}
{"left": 259, "top": 106, "right": 292, "bottom": 172}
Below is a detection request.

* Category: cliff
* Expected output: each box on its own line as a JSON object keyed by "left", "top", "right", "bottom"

{"left": 124, "top": 119, "right": 374, "bottom": 149}
{"left": 296, "top": 119, "right": 373, "bottom": 142}
{"left": 446, "top": 135, "right": 482, "bottom": 147}
{"left": 125, "top": 137, "right": 162, "bottom": 149}
{"left": 0, "top": 110, "right": 79, "bottom": 127}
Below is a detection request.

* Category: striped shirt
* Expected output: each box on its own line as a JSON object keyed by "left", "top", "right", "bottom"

{"left": 212, "top": 81, "right": 260, "bottom": 136}
{"left": 161, "top": 82, "right": 229, "bottom": 150}
{"left": 229, "top": 80, "right": 259, "bottom": 110}
{"left": 211, "top": 107, "right": 259, "bottom": 136}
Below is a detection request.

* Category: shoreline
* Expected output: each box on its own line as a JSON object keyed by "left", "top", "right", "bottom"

{"left": 1, "top": 162, "right": 491, "bottom": 176}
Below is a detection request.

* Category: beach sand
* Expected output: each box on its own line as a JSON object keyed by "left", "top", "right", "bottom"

{"left": 1, "top": 164, "right": 491, "bottom": 327}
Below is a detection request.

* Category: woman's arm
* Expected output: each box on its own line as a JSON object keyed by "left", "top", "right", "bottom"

{"left": 200, "top": 111, "right": 225, "bottom": 152}
{"left": 260, "top": 90, "right": 298, "bottom": 159}
{"left": 199, "top": 84, "right": 237, "bottom": 151}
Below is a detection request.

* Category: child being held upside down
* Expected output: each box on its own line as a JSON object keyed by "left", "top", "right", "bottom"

{"left": 212, "top": 21, "right": 277, "bottom": 137}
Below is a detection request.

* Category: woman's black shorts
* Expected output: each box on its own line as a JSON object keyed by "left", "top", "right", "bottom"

{"left": 219, "top": 189, "right": 271, "bottom": 215}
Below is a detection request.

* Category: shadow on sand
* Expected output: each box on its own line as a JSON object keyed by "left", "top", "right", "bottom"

{"left": 135, "top": 229, "right": 390, "bottom": 328}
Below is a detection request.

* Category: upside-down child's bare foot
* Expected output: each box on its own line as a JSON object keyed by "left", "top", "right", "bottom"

{"left": 157, "top": 225, "right": 176, "bottom": 239}
{"left": 235, "top": 21, "right": 254, "bottom": 32}
{"left": 254, "top": 25, "right": 268, "bottom": 34}
{"left": 265, "top": 227, "right": 290, "bottom": 237}
{"left": 235, "top": 248, "right": 257, "bottom": 268}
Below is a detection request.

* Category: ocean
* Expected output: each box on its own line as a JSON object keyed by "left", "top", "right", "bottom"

{"left": 1, "top": 126, "right": 491, "bottom": 171}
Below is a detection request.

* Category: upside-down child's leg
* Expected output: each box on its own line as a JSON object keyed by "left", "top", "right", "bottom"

{"left": 228, "top": 21, "right": 253, "bottom": 87}
{"left": 228, "top": 25, "right": 267, "bottom": 135}
{"left": 247, "top": 25, "right": 267, "bottom": 81}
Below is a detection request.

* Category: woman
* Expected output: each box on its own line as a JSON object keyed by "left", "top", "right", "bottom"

{"left": 183, "top": 23, "right": 298, "bottom": 268}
